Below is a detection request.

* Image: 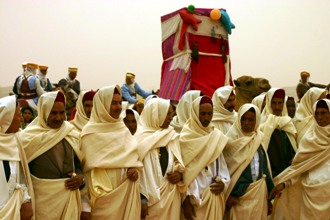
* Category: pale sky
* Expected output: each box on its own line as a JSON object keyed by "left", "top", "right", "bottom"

{"left": 1, "top": 0, "right": 329, "bottom": 92}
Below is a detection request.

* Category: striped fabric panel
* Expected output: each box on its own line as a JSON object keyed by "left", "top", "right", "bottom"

{"left": 159, "top": 60, "right": 191, "bottom": 101}
{"left": 162, "top": 34, "right": 175, "bottom": 60}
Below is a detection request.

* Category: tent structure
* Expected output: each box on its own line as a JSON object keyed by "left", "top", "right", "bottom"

{"left": 158, "top": 7, "right": 235, "bottom": 101}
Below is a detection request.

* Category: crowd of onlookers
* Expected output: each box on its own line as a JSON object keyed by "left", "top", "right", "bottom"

{"left": 1, "top": 64, "right": 329, "bottom": 220}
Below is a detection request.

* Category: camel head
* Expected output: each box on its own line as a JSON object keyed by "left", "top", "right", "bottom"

{"left": 233, "top": 75, "right": 271, "bottom": 110}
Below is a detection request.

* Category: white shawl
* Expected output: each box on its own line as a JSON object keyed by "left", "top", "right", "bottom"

{"left": 260, "top": 88, "right": 297, "bottom": 151}
{"left": 70, "top": 91, "right": 89, "bottom": 131}
{"left": 170, "top": 90, "right": 200, "bottom": 133}
{"left": 295, "top": 87, "right": 326, "bottom": 143}
{"left": 211, "top": 86, "right": 237, "bottom": 133}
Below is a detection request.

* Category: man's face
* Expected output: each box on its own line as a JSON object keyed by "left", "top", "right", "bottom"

{"left": 199, "top": 103, "right": 213, "bottom": 127}
{"left": 110, "top": 94, "right": 122, "bottom": 119}
{"left": 83, "top": 100, "right": 93, "bottom": 118}
{"left": 224, "top": 94, "right": 235, "bottom": 112}
{"left": 271, "top": 97, "right": 284, "bottom": 116}
{"left": 286, "top": 99, "right": 296, "bottom": 118}
{"left": 6, "top": 106, "right": 21, "bottom": 133}
{"left": 160, "top": 105, "right": 174, "bottom": 129}
{"left": 301, "top": 75, "right": 308, "bottom": 83}
{"left": 125, "top": 77, "right": 134, "bottom": 85}
{"left": 47, "top": 102, "right": 66, "bottom": 129}
{"left": 315, "top": 107, "right": 330, "bottom": 127}
{"left": 124, "top": 113, "right": 137, "bottom": 135}
{"left": 240, "top": 110, "right": 256, "bottom": 133}
{"left": 40, "top": 69, "right": 47, "bottom": 75}
{"left": 23, "top": 109, "right": 33, "bottom": 123}
{"left": 69, "top": 72, "right": 77, "bottom": 80}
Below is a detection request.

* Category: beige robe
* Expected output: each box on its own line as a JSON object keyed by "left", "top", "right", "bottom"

{"left": 272, "top": 100, "right": 330, "bottom": 220}
{"left": 20, "top": 91, "right": 84, "bottom": 220}
{"left": 211, "top": 86, "right": 237, "bottom": 134}
{"left": 259, "top": 88, "right": 297, "bottom": 152}
{"left": 70, "top": 91, "right": 89, "bottom": 131}
{"left": 81, "top": 85, "right": 143, "bottom": 220}
{"left": 294, "top": 87, "right": 326, "bottom": 144}
{"left": 224, "top": 104, "right": 270, "bottom": 220}
{"left": 229, "top": 177, "right": 267, "bottom": 220}
{"left": 136, "top": 98, "right": 185, "bottom": 220}
{"left": 0, "top": 134, "right": 34, "bottom": 220}
{"left": 0, "top": 95, "right": 34, "bottom": 220}
{"left": 180, "top": 96, "right": 230, "bottom": 220}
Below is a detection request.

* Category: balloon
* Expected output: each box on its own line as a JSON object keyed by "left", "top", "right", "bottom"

{"left": 187, "top": 5, "right": 195, "bottom": 13}
{"left": 210, "top": 9, "right": 221, "bottom": 21}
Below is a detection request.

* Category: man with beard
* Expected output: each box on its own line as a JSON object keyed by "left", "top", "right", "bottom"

{"left": 19, "top": 91, "right": 85, "bottom": 220}
{"left": 211, "top": 86, "right": 237, "bottom": 134}
{"left": 180, "top": 96, "right": 230, "bottom": 220}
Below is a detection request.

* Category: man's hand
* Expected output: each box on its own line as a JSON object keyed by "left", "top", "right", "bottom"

{"left": 65, "top": 173, "right": 84, "bottom": 190}
{"left": 182, "top": 196, "right": 196, "bottom": 220}
{"left": 127, "top": 168, "right": 139, "bottom": 182}
{"left": 80, "top": 211, "right": 91, "bottom": 220}
{"left": 269, "top": 183, "right": 285, "bottom": 200}
{"left": 210, "top": 181, "right": 225, "bottom": 195}
{"left": 226, "top": 195, "right": 239, "bottom": 209}
{"left": 141, "top": 202, "right": 148, "bottom": 219}
{"left": 167, "top": 171, "right": 182, "bottom": 184}
{"left": 20, "top": 201, "right": 33, "bottom": 220}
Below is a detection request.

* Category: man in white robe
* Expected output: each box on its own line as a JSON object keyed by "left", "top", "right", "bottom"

{"left": 70, "top": 90, "right": 96, "bottom": 131}
{"left": 180, "top": 96, "right": 230, "bottom": 220}
{"left": 19, "top": 91, "right": 85, "bottom": 220}
{"left": 170, "top": 90, "right": 201, "bottom": 133}
{"left": 0, "top": 96, "right": 33, "bottom": 220}
{"left": 136, "top": 98, "right": 185, "bottom": 220}
{"left": 81, "top": 85, "right": 143, "bottom": 220}
{"left": 211, "top": 86, "right": 237, "bottom": 134}
{"left": 271, "top": 99, "right": 330, "bottom": 219}
{"left": 224, "top": 104, "right": 274, "bottom": 220}
{"left": 69, "top": 90, "right": 96, "bottom": 220}
{"left": 260, "top": 88, "right": 297, "bottom": 177}
{"left": 294, "top": 87, "right": 326, "bottom": 143}
{"left": 121, "top": 108, "right": 140, "bottom": 135}
{"left": 251, "top": 92, "right": 266, "bottom": 113}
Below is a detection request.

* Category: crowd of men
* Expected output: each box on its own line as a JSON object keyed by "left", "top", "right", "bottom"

{"left": 1, "top": 64, "right": 330, "bottom": 220}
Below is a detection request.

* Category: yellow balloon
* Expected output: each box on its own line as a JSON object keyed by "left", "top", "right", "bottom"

{"left": 210, "top": 9, "right": 221, "bottom": 21}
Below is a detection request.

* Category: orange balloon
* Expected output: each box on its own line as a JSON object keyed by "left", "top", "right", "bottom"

{"left": 210, "top": 9, "right": 221, "bottom": 21}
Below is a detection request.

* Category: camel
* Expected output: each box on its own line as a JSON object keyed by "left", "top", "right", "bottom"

{"left": 234, "top": 75, "right": 271, "bottom": 111}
